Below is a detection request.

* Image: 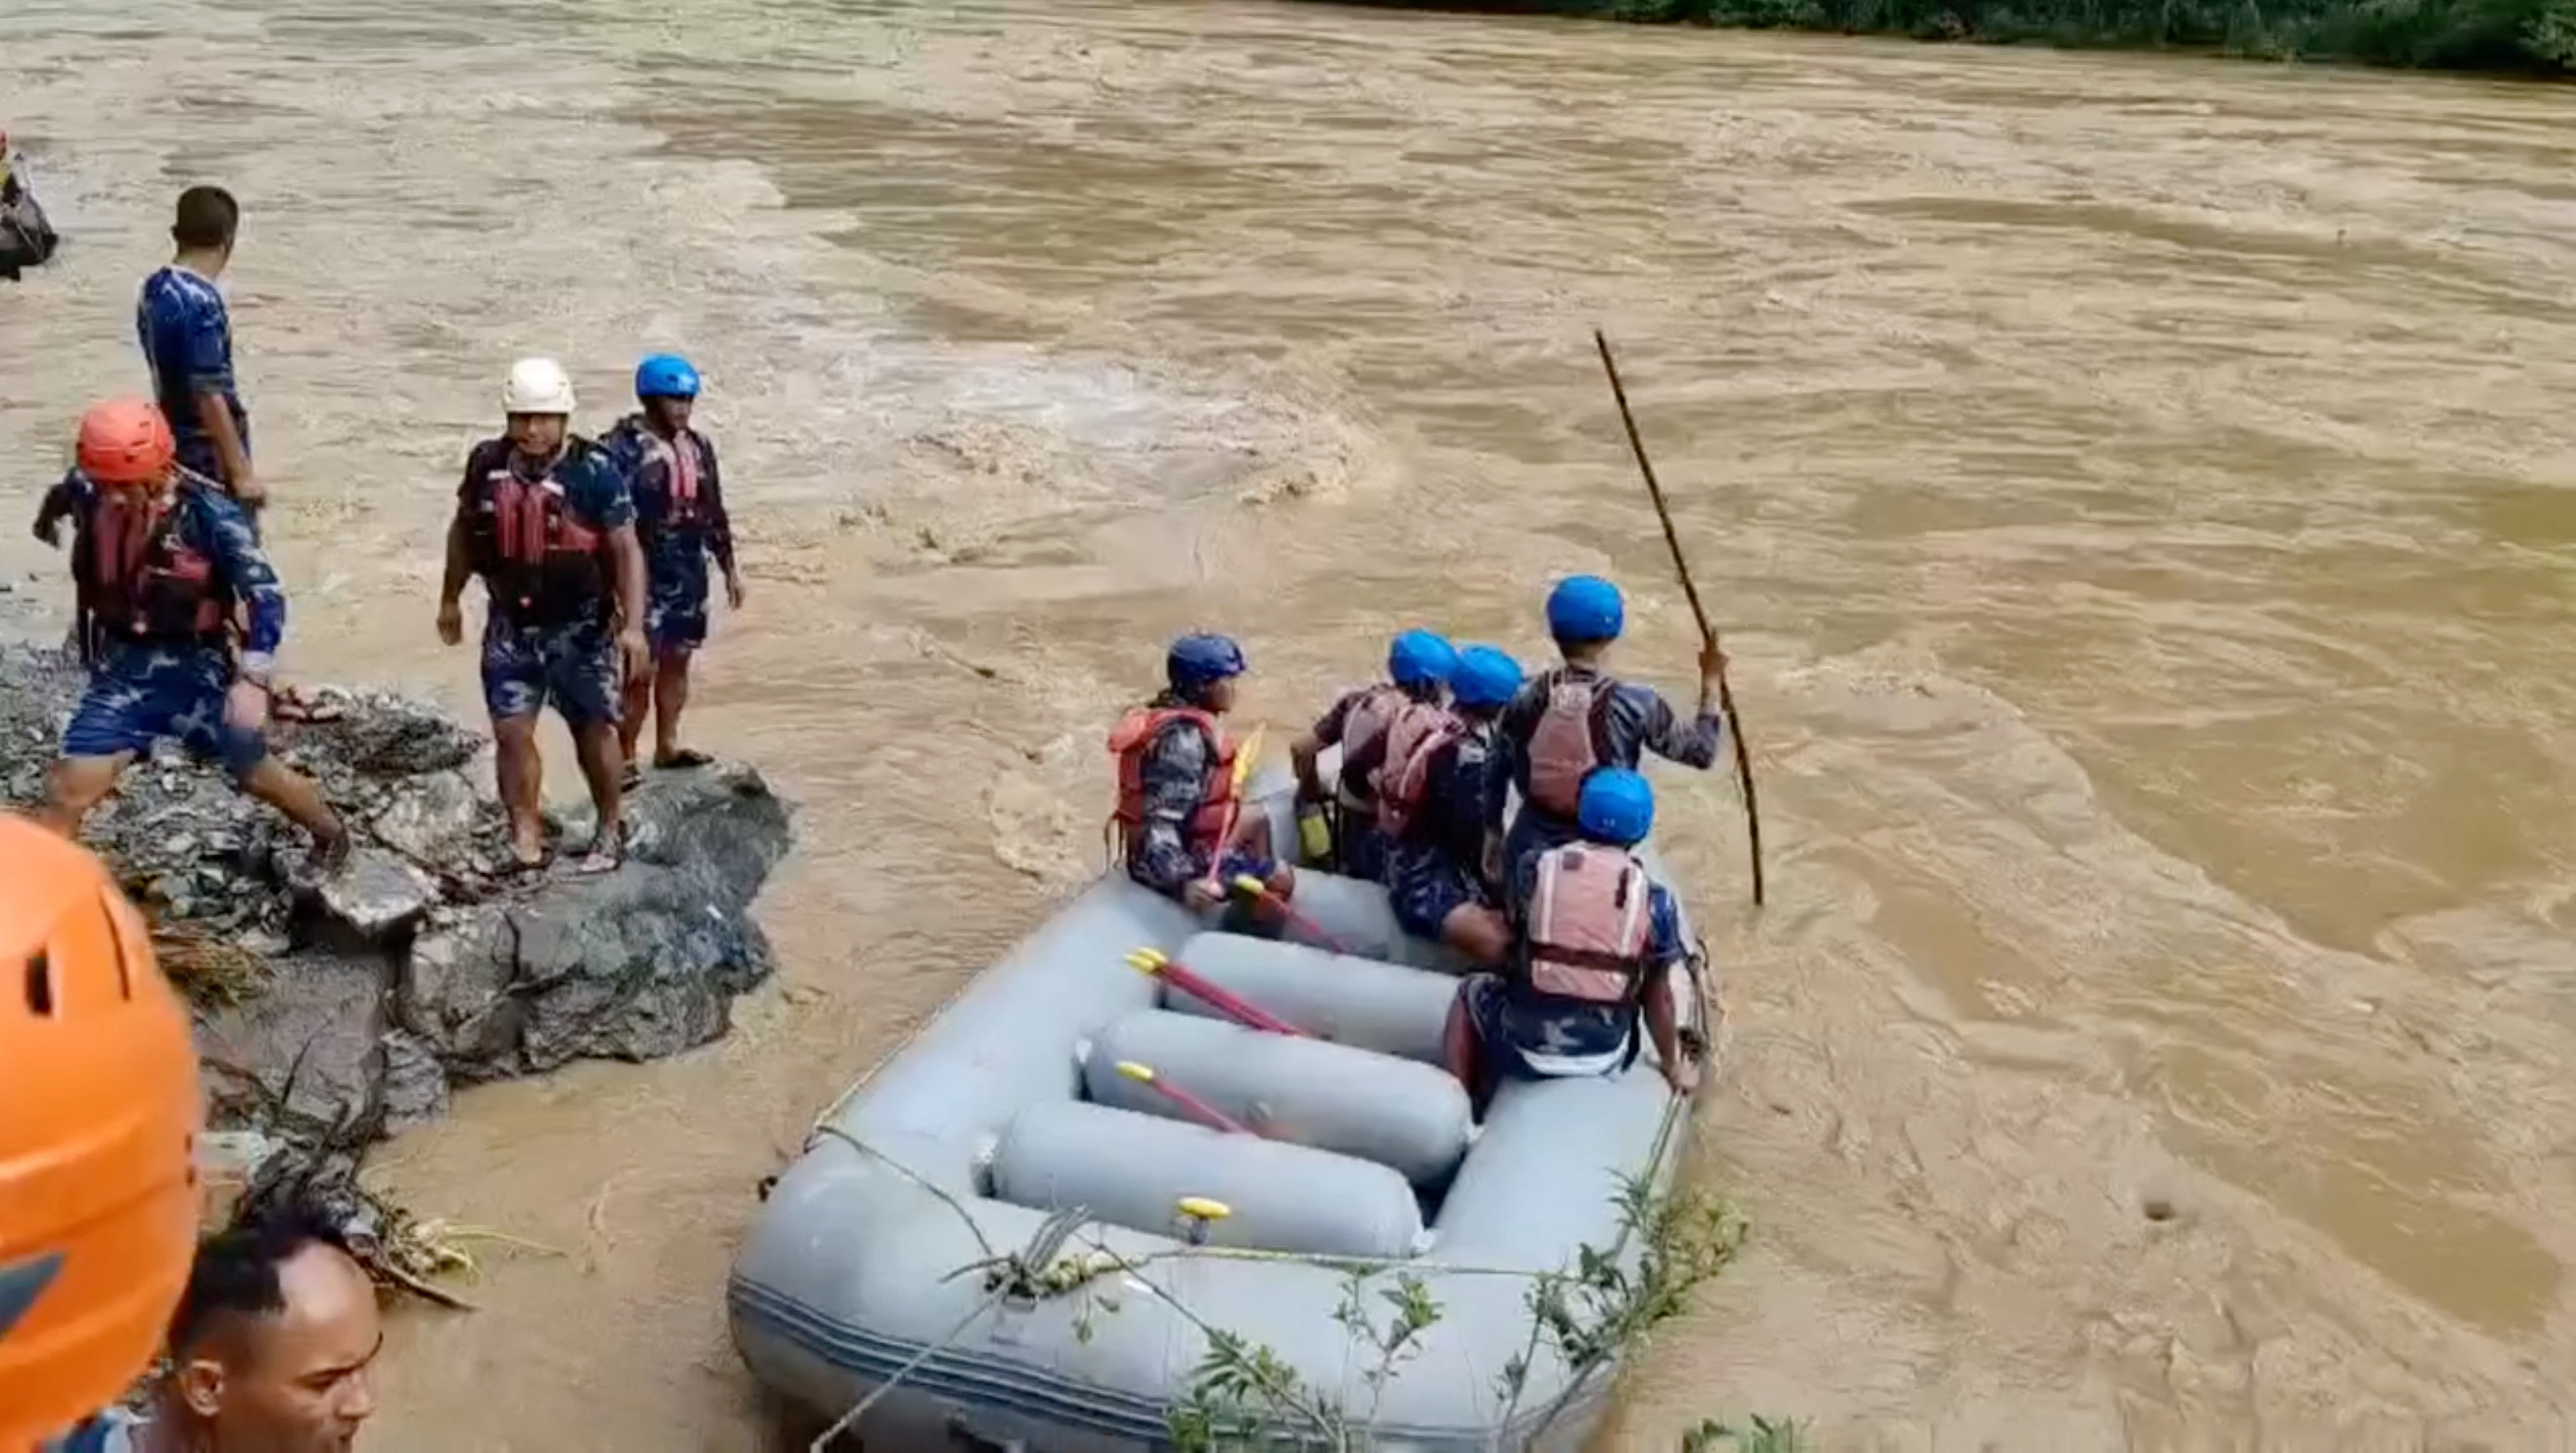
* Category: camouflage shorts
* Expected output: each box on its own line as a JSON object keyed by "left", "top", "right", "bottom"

{"left": 643, "top": 547, "right": 709, "bottom": 656}
{"left": 480, "top": 615, "right": 618, "bottom": 726}
{"left": 61, "top": 641, "right": 266, "bottom": 778}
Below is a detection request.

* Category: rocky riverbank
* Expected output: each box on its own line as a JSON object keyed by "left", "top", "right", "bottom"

{"left": 0, "top": 642, "right": 794, "bottom": 1288}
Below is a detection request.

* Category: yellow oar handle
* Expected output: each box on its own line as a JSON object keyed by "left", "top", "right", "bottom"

{"left": 1115, "top": 1060, "right": 1156, "bottom": 1083}
{"left": 1229, "top": 874, "right": 1270, "bottom": 899}
{"left": 1126, "top": 948, "right": 1170, "bottom": 974}
{"left": 1176, "top": 1196, "right": 1232, "bottom": 1222}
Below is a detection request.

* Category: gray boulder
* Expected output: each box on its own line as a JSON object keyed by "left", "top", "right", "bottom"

{"left": 400, "top": 762, "right": 790, "bottom": 1076}
{"left": 0, "top": 641, "right": 795, "bottom": 1192}
{"left": 371, "top": 769, "right": 482, "bottom": 864}
{"left": 194, "top": 953, "right": 394, "bottom": 1135}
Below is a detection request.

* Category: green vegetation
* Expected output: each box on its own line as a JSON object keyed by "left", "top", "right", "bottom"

{"left": 1353, "top": 0, "right": 2576, "bottom": 74}
{"left": 1163, "top": 1174, "right": 1759, "bottom": 1451}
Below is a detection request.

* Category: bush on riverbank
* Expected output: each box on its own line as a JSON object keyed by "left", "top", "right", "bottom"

{"left": 1358, "top": 0, "right": 2576, "bottom": 73}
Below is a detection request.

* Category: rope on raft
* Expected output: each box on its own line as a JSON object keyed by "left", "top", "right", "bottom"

{"left": 796, "top": 1092, "right": 1701, "bottom": 1448}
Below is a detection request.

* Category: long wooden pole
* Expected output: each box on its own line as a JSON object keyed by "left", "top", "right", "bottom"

{"left": 1593, "top": 329, "right": 1766, "bottom": 909}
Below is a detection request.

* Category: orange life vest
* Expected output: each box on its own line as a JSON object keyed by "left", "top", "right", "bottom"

{"left": 77, "top": 484, "right": 226, "bottom": 643}
{"left": 1371, "top": 702, "right": 1463, "bottom": 840}
{"left": 1334, "top": 683, "right": 1408, "bottom": 810}
{"left": 1107, "top": 705, "right": 1240, "bottom": 854}
{"left": 1525, "top": 671, "right": 1611, "bottom": 817}
{"left": 1520, "top": 843, "right": 1655, "bottom": 1007}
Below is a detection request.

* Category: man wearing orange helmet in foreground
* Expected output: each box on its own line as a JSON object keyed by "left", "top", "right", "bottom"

{"left": 4, "top": 817, "right": 384, "bottom": 1453}
{"left": 34, "top": 399, "right": 348, "bottom": 870}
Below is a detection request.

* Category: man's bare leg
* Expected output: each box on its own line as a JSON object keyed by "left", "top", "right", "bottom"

{"left": 651, "top": 650, "right": 694, "bottom": 763}
{"left": 570, "top": 719, "right": 625, "bottom": 873}
{"left": 493, "top": 714, "right": 546, "bottom": 866}
{"left": 236, "top": 756, "right": 349, "bottom": 868}
{"left": 37, "top": 753, "right": 134, "bottom": 839}
{"left": 1440, "top": 901, "right": 1514, "bottom": 967}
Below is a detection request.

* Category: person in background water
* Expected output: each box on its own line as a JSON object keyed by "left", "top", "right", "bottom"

{"left": 1289, "top": 628, "right": 1458, "bottom": 881}
{"left": 1486, "top": 574, "right": 1724, "bottom": 893}
{"left": 437, "top": 357, "right": 649, "bottom": 875}
{"left": 5, "top": 817, "right": 205, "bottom": 1453}
{"left": 1444, "top": 768, "right": 1699, "bottom": 1117}
{"left": 1111, "top": 633, "right": 1297, "bottom": 921}
{"left": 599, "top": 352, "right": 744, "bottom": 788}
{"left": 0, "top": 129, "right": 62, "bottom": 281}
{"left": 136, "top": 186, "right": 256, "bottom": 511}
{"left": 1379, "top": 643, "right": 1523, "bottom": 966}
{"left": 46, "top": 1207, "right": 386, "bottom": 1453}
{"left": 34, "top": 400, "right": 348, "bottom": 869}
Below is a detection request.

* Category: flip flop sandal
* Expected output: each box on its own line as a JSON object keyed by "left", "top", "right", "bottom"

{"left": 653, "top": 748, "right": 715, "bottom": 770}
{"left": 575, "top": 834, "right": 625, "bottom": 876}
{"left": 621, "top": 762, "right": 645, "bottom": 792}
{"left": 307, "top": 829, "right": 355, "bottom": 876}
{"left": 507, "top": 843, "right": 554, "bottom": 875}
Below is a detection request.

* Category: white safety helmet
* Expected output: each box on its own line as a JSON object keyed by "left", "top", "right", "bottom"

{"left": 501, "top": 356, "right": 577, "bottom": 416}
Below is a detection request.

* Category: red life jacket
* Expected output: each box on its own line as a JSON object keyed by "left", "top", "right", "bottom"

{"left": 1334, "top": 683, "right": 1408, "bottom": 810}
{"left": 1107, "top": 705, "right": 1240, "bottom": 854}
{"left": 78, "top": 483, "right": 226, "bottom": 643}
{"left": 1525, "top": 671, "right": 1611, "bottom": 817}
{"left": 1520, "top": 843, "right": 1655, "bottom": 1007}
{"left": 1371, "top": 702, "right": 1463, "bottom": 840}
{"left": 466, "top": 441, "right": 609, "bottom": 622}
{"left": 636, "top": 428, "right": 707, "bottom": 530}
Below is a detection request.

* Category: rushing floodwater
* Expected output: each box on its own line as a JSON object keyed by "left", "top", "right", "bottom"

{"left": 6, "top": 0, "right": 2574, "bottom": 1446}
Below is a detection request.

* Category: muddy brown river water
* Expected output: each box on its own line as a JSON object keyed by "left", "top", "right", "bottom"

{"left": 5, "top": 0, "right": 2573, "bottom": 1446}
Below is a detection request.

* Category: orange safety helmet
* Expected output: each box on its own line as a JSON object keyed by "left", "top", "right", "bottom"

{"left": 0, "top": 815, "right": 205, "bottom": 1448}
{"left": 73, "top": 399, "right": 178, "bottom": 488}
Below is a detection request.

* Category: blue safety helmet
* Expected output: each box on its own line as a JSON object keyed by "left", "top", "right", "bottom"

{"left": 1166, "top": 633, "right": 1247, "bottom": 696}
{"left": 1386, "top": 629, "right": 1459, "bottom": 690}
{"left": 634, "top": 353, "right": 702, "bottom": 401}
{"left": 1546, "top": 575, "right": 1625, "bottom": 644}
{"left": 1450, "top": 644, "right": 1523, "bottom": 711}
{"left": 1576, "top": 767, "right": 1655, "bottom": 846}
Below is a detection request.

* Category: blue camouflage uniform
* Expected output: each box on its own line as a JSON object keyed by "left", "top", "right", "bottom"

{"left": 1124, "top": 699, "right": 1277, "bottom": 901}
{"left": 41, "top": 1407, "right": 145, "bottom": 1453}
{"left": 136, "top": 264, "right": 250, "bottom": 490}
{"left": 1457, "top": 858, "right": 1684, "bottom": 1092}
{"left": 61, "top": 478, "right": 281, "bottom": 781}
{"left": 599, "top": 413, "right": 735, "bottom": 656}
{"left": 1484, "top": 665, "right": 1723, "bottom": 896}
{"left": 455, "top": 437, "right": 633, "bottom": 726}
{"left": 1383, "top": 717, "right": 1503, "bottom": 940}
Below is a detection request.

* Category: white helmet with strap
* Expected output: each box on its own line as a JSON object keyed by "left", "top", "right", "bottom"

{"left": 502, "top": 356, "right": 577, "bottom": 416}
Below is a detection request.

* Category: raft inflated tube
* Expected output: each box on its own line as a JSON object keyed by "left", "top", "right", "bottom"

{"left": 1168, "top": 932, "right": 1460, "bottom": 1064}
{"left": 987, "top": 1099, "right": 1428, "bottom": 1260}
{"left": 1083, "top": 1010, "right": 1473, "bottom": 1185}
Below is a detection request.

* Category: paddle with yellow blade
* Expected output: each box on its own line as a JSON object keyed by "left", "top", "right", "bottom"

{"left": 1227, "top": 874, "right": 1353, "bottom": 957}
{"left": 1173, "top": 1196, "right": 1232, "bottom": 1247}
{"left": 1196, "top": 722, "right": 1267, "bottom": 899}
{"left": 1124, "top": 948, "right": 1307, "bottom": 1037}
{"left": 1116, "top": 1060, "right": 1252, "bottom": 1136}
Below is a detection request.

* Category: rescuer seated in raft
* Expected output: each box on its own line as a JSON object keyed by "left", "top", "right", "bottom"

{"left": 1486, "top": 574, "right": 1725, "bottom": 898}
{"left": 1289, "top": 628, "right": 1458, "bottom": 881}
{"left": 32, "top": 400, "right": 351, "bottom": 869}
{"left": 1111, "top": 633, "right": 1297, "bottom": 923}
{"left": 1444, "top": 767, "right": 1698, "bottom": 1115}
{"left": 1377, "top": 643, "right": 1523, "bottom": 967}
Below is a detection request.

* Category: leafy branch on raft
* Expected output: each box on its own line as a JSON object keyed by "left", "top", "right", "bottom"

{"left": 841, "top": 1163, "right": 1783, "bottom": 1452}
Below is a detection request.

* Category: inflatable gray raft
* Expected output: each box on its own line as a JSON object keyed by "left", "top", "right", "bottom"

{"left": 730, "top": 786, "right": 1707, "bottom": 1451}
